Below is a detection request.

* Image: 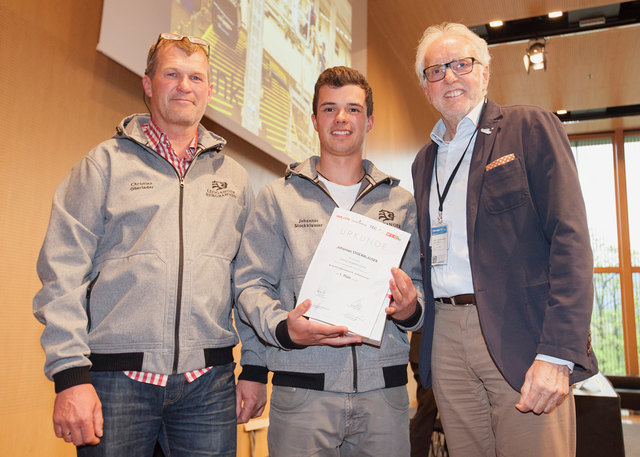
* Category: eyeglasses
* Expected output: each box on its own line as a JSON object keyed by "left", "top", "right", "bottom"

{"left": 423, "top": 57, "right": 480, "bottom": 82}
{"left": 151, "top": 33, "right": 210, "bottom": 58}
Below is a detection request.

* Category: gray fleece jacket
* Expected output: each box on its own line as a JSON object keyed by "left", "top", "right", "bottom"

{"left": 234, "top": 156, "right": 424, "bottom": 393}
{"left": 33, "top": 114, "right": 265, "bottom": 392}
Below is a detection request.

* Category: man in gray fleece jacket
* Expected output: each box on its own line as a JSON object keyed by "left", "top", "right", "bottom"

{"left": 33, "top": 34, "right": 266, "bottom": 455}
{"left": 234, "top": 66, "right": 424, "bottom": 457}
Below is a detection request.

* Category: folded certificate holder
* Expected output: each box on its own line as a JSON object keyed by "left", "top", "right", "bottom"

{"left": 299, "top": 208, "right": 410, "bottom": 346}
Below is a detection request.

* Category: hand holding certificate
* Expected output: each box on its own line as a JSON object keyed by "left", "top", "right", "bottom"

{"left": 298, "top": 208, "right": 412, "bottom": 345}
{"left": 286, "top": 300, "right": 363, "bottom": 347}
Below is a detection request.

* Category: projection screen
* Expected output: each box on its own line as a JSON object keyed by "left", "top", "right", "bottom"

{"left": 98, "top": 0, "right": 367, "bottom": 164}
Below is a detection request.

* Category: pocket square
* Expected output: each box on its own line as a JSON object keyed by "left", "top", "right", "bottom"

{"left": 485, "top": 153, "right": 515, "bottom": 171}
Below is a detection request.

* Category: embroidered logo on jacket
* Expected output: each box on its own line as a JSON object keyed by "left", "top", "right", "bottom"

{"left": 206, "top": 180, "right": 236, "bottom": 198}
{"left": 378, "top": 209, "right": 401, "bottom": 228}
{"left": 378, "top": 210, "right": 394, "bottom": 222}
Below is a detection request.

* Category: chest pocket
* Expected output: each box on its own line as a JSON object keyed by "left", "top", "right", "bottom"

{"left": 482, "top": 156, "right": 530, "bottom": 214}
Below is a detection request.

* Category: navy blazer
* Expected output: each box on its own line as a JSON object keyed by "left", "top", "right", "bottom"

{"left": 412, "top": 99, "right": 598, "bottom": 390}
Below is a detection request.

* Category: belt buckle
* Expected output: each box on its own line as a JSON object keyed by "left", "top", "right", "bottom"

{"left": 444, "top": 295, "right": 474, "bottom": 306}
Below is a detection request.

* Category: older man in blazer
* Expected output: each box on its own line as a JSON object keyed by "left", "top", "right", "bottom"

{"left": 411, "top": 23, "right": 598, "bottom": 457}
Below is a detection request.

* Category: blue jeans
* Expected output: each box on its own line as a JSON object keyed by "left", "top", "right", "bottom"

{"left": 77, "top": 364, "right": 237, "bottom": 457}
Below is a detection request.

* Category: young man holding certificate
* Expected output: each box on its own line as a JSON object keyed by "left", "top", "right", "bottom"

{"left": 234, "top": 66, "right": 424, "bottom": 457}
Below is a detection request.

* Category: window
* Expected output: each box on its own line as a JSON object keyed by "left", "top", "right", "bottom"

{"left": 570, "top": 133, "right": 639, "bottom": 375}
{"left": 572, "top": 138, "right": 618, "bottom": 267}
{"left": 572, "top": 138, "right": 625, "bottom": 374}
{"left": 624, "top": 135, "right": 640, "bottom": 368}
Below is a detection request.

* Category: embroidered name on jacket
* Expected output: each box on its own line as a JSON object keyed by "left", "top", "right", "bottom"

{"left": 206, "top": 180, "right": 237, "bottom": 198}
{"left": 295, "top": 218, "right": 323, "bottom": 228}
{"left": 130, "top": 181, "right": 154, "bottom": 191}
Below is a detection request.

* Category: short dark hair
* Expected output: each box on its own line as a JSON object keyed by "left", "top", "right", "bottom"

{"left": 312, "top": 66, "right": 373, "bottom": 117}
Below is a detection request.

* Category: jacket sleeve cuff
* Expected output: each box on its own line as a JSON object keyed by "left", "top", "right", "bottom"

{"left": 392, "top": 302, "right": 422, "bottom": 328}
{"left": 238, "top": 364, "right": 269, "bottom": 383}
{"left": 276, "top": 319, "right": 308, "bottom": 350}
{"left": 53, "top": 366, "right": 93, "bottom": 393}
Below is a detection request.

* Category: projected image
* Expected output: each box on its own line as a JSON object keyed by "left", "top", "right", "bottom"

{"left": 171, "top": 0, "right": 353, "bottom": 161}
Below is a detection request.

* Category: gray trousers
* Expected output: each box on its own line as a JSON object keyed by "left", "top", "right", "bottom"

{"left": 431, "top": 301, "right": 576, "bottom": 457}
{"left": 268, "top": 385, "right": 410, "bottom": 457}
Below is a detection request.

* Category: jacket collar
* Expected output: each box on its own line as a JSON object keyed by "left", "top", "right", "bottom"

{"left": 285, "top": 156, "right": 398, "bottom": 188}
{"left": 115, "top": 114, "right": 227, "bottom": 154}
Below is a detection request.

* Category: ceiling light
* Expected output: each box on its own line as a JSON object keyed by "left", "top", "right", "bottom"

{"left": 548, "top": 11, "right": 563, "bottom": 19}
{"left": 523, "top": 40, "right": 546, "bottom": 73}
{"left": 489, "top": 20, "right": 503, "bottom": 27}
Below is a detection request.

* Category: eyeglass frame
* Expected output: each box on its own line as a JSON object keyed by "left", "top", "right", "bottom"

{"left": 147, "top": 33, "right": 210, "bottom": 71}
{"left": 422, "top": 57, "right": 480, "bottom": 82}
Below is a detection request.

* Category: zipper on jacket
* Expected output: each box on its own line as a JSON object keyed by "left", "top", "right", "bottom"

{"left": 172, "top": 177, "right": 186, "bottom": 374}
{"left": 137, "top": 136, "right": 222, "bottom": 374}
{"left": 298, "top": 168, "right": 391, "bottom": 392}
{"left": 351, "top": 346, "right": 358, "bottom": 392}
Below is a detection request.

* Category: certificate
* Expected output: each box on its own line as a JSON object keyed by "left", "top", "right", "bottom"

{"left": 299, "top": 207, "right": 410, "bottom": 346}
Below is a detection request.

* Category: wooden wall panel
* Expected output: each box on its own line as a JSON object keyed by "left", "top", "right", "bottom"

{"left": 0, "top": 1, "right": 279, "bottom": 455}
{"left": 364, "top": 8, "right": 439, "bottom": 193}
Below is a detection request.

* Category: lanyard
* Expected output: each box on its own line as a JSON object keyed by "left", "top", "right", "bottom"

{"left": 434, "top": 102, "right": 486, "bottom": 224}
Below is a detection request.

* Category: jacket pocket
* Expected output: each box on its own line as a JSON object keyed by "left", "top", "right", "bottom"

{"left": 88, "top": 252, "right": 167, "bottom": 346}
{"left": 270, "top": 385, "right": 312, "bottom": 412}
{"left": 483, "top": 157, "right": 529, "bottom": 214}
{"left": 187, "top": 253, "right": 233, "bottom": 343}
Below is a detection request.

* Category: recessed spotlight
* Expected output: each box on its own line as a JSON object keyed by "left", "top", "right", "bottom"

{"left": 489, "top": 20, "right": 503, "bottom": 27}
{"left": 523, "top": 40, "right": 546, "bottom": 73}
{"left": 548, "top": 11, "right": 563, "bottom": 19}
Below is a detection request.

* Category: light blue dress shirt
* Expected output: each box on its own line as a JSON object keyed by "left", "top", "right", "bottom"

{"left": 428, "top": 99, "right": 484, "bottom": 298}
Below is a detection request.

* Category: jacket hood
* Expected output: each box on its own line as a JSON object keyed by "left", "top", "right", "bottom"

{"left": 113, "top": 114, "right": 227, "bottom": 153}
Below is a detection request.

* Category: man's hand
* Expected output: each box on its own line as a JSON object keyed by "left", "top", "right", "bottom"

{"left": 516, "top": 360, "right": 570, "bottom": 414}
{"left": 236, "top": 380, "right": 267, "bottom": 424}
{"left": 386, "top": 267, "right": 418, "bottom": 321}
{"left": 287, "top": 300, "right": 362, "bottom": 346}
{"left": 53, "top": 384, "right": 103, "bottom": 446}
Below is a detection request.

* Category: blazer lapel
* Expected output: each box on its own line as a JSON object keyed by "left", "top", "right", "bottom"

{"left": 466, "top": 100, "right": 502, "bottom": 256}
{"left": 422, "top": 145, "right": 437, "bottom": 210}
{"left": 412, "top": 142, "right": 437, "bottom": 267}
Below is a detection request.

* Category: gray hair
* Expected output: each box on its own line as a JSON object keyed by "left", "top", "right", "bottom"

{"left": 415, "top": 22, "right": 491, "bottom": 87}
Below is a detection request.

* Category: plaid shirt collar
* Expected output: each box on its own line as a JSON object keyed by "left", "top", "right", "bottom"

{"left": 142, "top": 118, "right": 198, "bottom": 177}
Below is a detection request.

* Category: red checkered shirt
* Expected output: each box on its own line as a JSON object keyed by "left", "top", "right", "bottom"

{"left": 142, "top": 118, "right": 198, "bottom": 177}
{"left": 123, "top": 119, "right": 211, "bottom": 386}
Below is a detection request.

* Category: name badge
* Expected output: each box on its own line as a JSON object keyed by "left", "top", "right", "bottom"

{"left": 431, "top": 223, "right": 448, "bottom": 266}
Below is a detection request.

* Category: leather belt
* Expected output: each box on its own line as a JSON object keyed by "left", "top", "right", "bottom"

{"left": 436, "top": 294, "right": 476, "bottom": 305}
